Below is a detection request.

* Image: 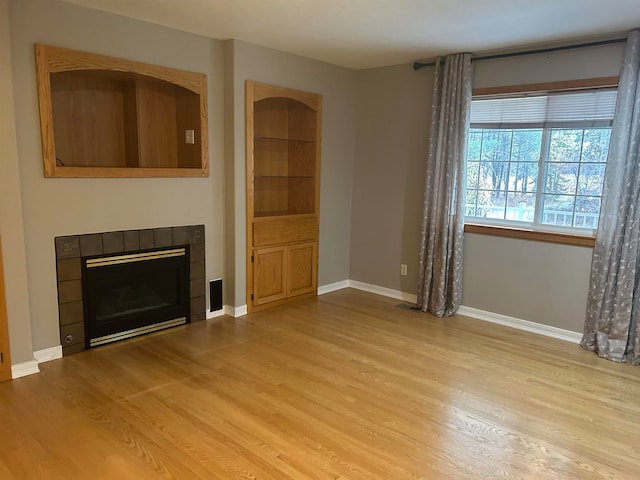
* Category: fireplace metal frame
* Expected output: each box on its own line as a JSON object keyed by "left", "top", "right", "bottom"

{"left": 82, "top": 246, "right": 190, "bottom": 348}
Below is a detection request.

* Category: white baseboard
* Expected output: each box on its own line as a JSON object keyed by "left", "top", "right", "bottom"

{"left": 206, "top": 308, "right": 226, "bottom": 320}
{"left": 12, "top": 345, "right": 63, "bottom": 380}
{"left": 343, "top": 279, "right": 581, "bottom": 345}
{"left": 348, "top": 280, "right": 418, "bottom": 304}
{"left": 34, "top": 345, "right": 63, "bottom": 363}
{"left": 11, "top": 360, "right": 39, "bottom": 379}
{"left": 225, "top": 304, "right": 247, "bottom": 317}
{"left": 318, "top": 280, "right": 350, "bottom": 295}
{"left": 457, "top": 305, "right": 582, "bottom": 344}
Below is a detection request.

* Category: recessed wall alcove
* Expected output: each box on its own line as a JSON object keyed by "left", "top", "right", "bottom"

{"left": 55, "top": 225, "right": 206, "bottom": 356}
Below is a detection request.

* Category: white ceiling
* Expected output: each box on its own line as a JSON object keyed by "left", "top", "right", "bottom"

{"left": 62, "top": 0, "right": 640, "bottom": 69}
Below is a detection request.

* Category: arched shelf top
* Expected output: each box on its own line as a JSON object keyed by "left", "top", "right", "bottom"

{"left": 36, "top": 44, "right": 205, "bottom": 94}
{"left": 250, "top": 82, "right": 321, "bottom": 111}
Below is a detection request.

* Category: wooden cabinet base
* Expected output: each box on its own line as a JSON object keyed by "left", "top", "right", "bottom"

{"left": 251, "top": 242, "right": 317, "bottom": 309}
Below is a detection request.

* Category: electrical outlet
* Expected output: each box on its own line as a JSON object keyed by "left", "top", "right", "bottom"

{"left": 401, "top": 264, "right": 407, "bottom": 276}
{"left": 185, "top": 129, "right": 195, "bottom": 144}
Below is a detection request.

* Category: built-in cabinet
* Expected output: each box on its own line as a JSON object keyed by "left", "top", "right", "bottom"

{"left": 35, "top": 44, "right": 208, "bottom": 178}
{"left": 246, "top": 81, "right": 322, "bottom": 311}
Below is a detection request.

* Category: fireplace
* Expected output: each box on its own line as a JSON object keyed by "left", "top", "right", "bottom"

{"left": 55, "top": 225, "right": 206, "bottom": 356}
{"left": 83, "top": 248, "right": 189, "bottom": 347}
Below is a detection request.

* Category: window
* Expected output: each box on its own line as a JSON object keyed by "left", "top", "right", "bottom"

{"left": 465, "top": 89, "right": 617, "bottom": 233}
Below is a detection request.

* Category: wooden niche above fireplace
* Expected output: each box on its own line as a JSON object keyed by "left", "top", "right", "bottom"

{"left": 35, "top": 44, "right": 209, "bottom": 178}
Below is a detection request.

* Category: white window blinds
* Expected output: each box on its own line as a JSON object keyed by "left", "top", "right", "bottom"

{"left": 470, "top": 89, "right": 618, "bottom": 128}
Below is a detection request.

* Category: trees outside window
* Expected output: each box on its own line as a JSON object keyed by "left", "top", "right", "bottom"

{"left": 465, "top": 89, "right": 616, "bottom": 232}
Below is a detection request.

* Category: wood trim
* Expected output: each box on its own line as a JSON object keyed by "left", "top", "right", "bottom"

{"left": 246, "top": 80, "right": 256, "bottom": 312}
{"left": 473, "top": 76, "right": 619, "bottom": 97}
{"left": 314, "top": 93, "right": 323, "bottom": 237}
{"left": 464, "top": 223, "right": 596, "bottom": 248}
{"left": 250, "top": 81, "right": 320, "bottom": 110}
{"left": 0, "top": 237, "right": 13, "bottom": 382}
{"left": 45, "top": 166, "right": 208, "bottom": 178}
{"left": 199, "top": 78, "right": 210, "bottom": 176}
{"left": 35, "top": 45, "right": 56, "bottom": 178}
{"left": 36, "top": 44, "right": 205, "bottom": 93}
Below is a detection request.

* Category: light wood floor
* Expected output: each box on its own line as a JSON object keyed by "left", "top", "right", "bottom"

{"left": 1, "top": 289, "right": 639, "bottom": 479}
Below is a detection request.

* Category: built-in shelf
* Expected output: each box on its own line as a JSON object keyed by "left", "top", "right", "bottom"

{"left": 246, "top": 81, "right": 322, "bottom": 311}
{"left": 35, "top": 44, "right": 209, "bottom": 178}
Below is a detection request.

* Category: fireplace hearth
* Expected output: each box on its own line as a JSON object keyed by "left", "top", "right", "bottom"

{"left": 55, "top": 225, "right": 206, "bottom": 356}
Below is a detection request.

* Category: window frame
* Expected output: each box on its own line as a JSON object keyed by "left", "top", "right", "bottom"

{"left": 464, "top": 77, "right": 619, "bottom": 247}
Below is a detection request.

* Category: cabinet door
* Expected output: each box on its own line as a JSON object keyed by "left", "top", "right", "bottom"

{"left": 253, "top": 246, "right": 286, "bottom": 306}
{"left": 286, "top": 242, "right": 317, "bottom": 297}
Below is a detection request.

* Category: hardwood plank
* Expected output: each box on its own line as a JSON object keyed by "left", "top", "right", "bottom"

{"left": 1, "top": 289, "right": 639, "bottom": 479}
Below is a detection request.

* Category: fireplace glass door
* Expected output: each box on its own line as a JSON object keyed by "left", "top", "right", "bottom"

{"left": 83, "top": 248, "right": 189, "bottom": 347}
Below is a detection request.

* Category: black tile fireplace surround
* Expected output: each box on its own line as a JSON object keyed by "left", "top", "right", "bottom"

{"left": 55, "top": 225, "right": 206, "bottom": 356}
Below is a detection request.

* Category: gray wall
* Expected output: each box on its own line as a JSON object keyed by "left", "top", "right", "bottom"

{"left": 8, "top": 0, "right": 225, "bottom": 353}
{"left": 0, "top": 0, "right": 34, "bottom": 363}
{"left": 351, "top": 43, "right": 625, "bottom": 333}
{"left": 225, "top": 40, "right": 357, "bottom": 306}
{"left": 350, "top": 64, "right": 433, "bottom": 292}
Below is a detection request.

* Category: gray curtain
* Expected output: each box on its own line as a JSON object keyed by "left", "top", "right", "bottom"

{"left": 582, "top": 30, "right": 640, "bottom": 364}
{"left": 417, "top": 53, "right": 472, "bottom": 317}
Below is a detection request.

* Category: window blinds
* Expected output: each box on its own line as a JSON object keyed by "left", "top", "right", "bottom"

{"left": 470, "top": 89, "right": 618, "bottom": 128}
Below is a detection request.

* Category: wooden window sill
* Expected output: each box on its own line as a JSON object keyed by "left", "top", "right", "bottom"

{"left": 464, "top": 223, "right": 595, "bottom": 248}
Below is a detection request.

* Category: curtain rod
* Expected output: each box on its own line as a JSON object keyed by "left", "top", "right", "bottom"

{"left": 412, "top": 37, "right": 627, "bottom": 71}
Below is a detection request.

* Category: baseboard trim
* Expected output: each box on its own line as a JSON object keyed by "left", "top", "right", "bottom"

{"left": 318, "top": 280, "right": 350, "bottom": 295}
{"left": 34, "top": 345, "right": 63, "bottom": 364}
{"left": 348, "top": 280, "right": 418, "bottom": 304}
{"left": 11, "top": 360, "right": 40, "bottom": 379}
{"left": 344, "top": 280, "right": 581, "bottom": 344}
{"left": 457, "top": 306, "right": 582, "bottom": 344}
{"left": 225, "top": 305, "right": 247, "bottom": 318}
{"left": 206, "top": 308, "right": 226, "bottom": 320}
